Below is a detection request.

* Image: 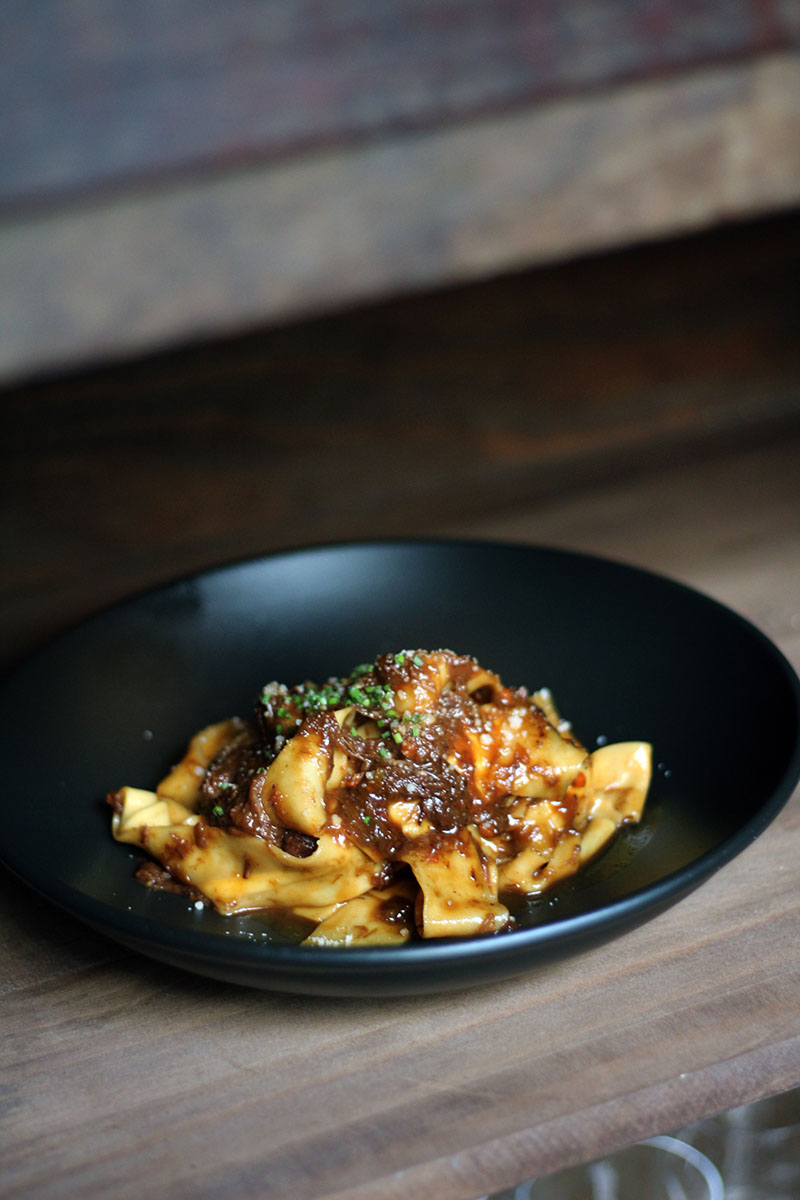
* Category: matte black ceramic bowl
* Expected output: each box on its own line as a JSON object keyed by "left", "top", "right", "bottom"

{"left": 1, "top": 540, "right": 798, "bottom": 996}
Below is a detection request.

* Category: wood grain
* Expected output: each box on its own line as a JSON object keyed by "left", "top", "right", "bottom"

{"left": 3, "top": 0, "right": 797, "bottom": 209}
{"left": 2, "top": 214, "right": 799, "bottom": 1198}
{"left": 5, "top": 211, "right": 800, "bottom": 673}
{"left": 2, "top": 434, "right": 799, "bottom": 1200}
{"left": 2, "top": 49, "right": 799, "bottom": 382}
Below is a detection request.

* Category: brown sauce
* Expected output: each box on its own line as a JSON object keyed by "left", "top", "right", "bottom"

{"left": 134, "top": 859, "right": 206, "bottom": 903}
{"left": 201, "top": 650, "right": 568, "bottom": 867}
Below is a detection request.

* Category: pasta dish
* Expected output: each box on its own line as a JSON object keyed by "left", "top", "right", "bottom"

{"left": 108, "top": 650, "right": 651, "bottom": 943}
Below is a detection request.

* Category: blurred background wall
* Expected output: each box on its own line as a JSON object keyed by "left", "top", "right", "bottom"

{"left": 3, "top": 0, "right": 800, "bottom": 665}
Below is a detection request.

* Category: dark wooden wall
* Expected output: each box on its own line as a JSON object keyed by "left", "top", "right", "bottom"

{"left": 6, "top": 210, "right": 800, "bottom": 673}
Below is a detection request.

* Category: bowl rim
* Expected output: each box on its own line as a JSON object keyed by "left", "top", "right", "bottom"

{"left": 2, "top": 536, "right": 799, "bottom": 983}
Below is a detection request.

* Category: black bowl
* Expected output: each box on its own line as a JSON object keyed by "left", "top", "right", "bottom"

{"left": 1, "top": 540, "right": 798, "bottom": 996}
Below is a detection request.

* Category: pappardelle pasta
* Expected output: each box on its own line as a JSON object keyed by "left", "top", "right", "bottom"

{"left": 109, "top": 650, "right": 651, "bottom": 944}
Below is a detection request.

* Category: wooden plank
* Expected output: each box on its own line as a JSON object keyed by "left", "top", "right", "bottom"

{"left": 2, "top": 0, "right": 797, "bottom": 210}
{"left": 2, "top": 51, "right": 799, "bottom": 383}
{"left": 3, "top": 213, "right": 799, "bottom": 1199}
{"left": 4, "top": 211, "right": 800, "bottom": 672}
{"left": 1, "top": 434, "right": 799, "bottom": 1199}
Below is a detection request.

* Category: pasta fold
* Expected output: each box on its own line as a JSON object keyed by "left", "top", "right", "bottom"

{"left": 110, "top": 650, "right": 651, "bottom": 941}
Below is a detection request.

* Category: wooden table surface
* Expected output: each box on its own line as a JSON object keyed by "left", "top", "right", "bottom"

{"left": 3, "top": 441, "right": 799, "bottom": 1200}
{"left": 3, "top": 216, "right": 800, "bottom": 1198}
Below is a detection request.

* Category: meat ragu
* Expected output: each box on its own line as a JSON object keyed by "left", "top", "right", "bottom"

{"left": 109, "top": 650, "right": 651, "bottom": 944}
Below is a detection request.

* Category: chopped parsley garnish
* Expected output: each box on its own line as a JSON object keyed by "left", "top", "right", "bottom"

{"left": 402, "top": 710, "right": 423, "bottom": 737}
{"left": 256, "top": 653, "right": 435, "bottom": 760}
{"left": 212, "top": 804, "right": 224, "bottom": 817}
